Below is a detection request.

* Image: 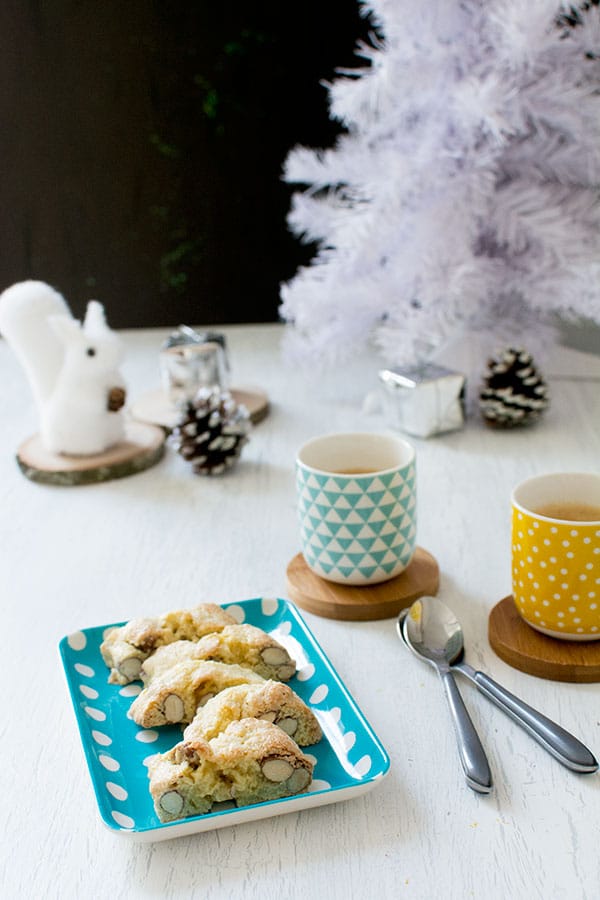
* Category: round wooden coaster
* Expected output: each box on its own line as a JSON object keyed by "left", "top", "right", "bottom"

{"left": 231, "top": 388, "right": 270, "bottom": 425}
{"left": 488, "top": 595, "right": 600, "bottom": 683}
{"left": 286, "top": 547, "right": 440, "bottom": 621}
{"left": 17, "top": 421, "right": 166, "bottom": 486}
{"left": 130, "top": 386, "right": 270, "bottom": 430}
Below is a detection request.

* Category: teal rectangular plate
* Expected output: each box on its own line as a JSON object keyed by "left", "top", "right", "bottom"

{"left": 59, "top": 597, "right": 390, "bottom": 841}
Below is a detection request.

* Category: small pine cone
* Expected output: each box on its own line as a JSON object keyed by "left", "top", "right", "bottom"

{"left": 479, "top": 347, "right": 549, "bottom": 428}
{"left": 170, "top": 387, "right": 251, "bottom": 475}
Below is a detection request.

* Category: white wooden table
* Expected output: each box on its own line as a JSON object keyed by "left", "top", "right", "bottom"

{"left": 2, "top": 323, "right": 600, "bottom": 900}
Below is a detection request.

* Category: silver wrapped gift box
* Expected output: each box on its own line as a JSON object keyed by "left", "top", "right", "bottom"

{"left": 379, "top": 364, "right": 466, "bottom": 438}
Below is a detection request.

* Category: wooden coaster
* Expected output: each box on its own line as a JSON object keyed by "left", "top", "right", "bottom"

{"left": 489, "top": 595, "right": 600, "bottom": 683}
{"left": 130, "top": 386, "right": 270, "bottom": 430}
{"left": 286, "top": 547, "right": 439, "bottom": 621}
{"left": 17, "top": 422, "right": 166, "bottom": 486}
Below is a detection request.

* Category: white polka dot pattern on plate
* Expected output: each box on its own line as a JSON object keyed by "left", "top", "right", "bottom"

{"left": 296, "top": 664, "right": 315, "bottom": 682}
{"left": 309, "top": 779, "right": 331, "bottom": 792}
{"left": 111, "top": 811, "right": 135, "bottom": 829}
{"left": 310, "top": 684, "right": 329, "bottom": 704}
{"left": 74, "top": 663, "right": 95, "bottom": 677}
{"left": 261, "top": 598, "right": 279, "bottom": 616}
{"left": 85, "top": 706, "right": 106, "bottom": 722}
{"left": 225, "top": 605, "right": 245, "bottom": 623}
{"left": 329, "top": 707, "right": 342, "bottom": 724}
{"left": 354, "top": 755, "right": 373, "bottom": 777}
{"left": 79, "top": 685, "right": 99, "bottom": 699}
{"left": 512, "top": 509, "right": 600, "bottom": 638}
{"left": 135, "top": 730, "right": 159, "bottom": 743}
{"left": 119, "top": 684, "right": 142, "bottom": 697}
{"left": 98, "top": 754, "right": 120, "bottom": 772}
{"left": 106, "top": 782, "right": 128, "bottom": 801}
{"left": 91, "top": 730, "right": 112, "bottom": 746}
{"left": 342, "top": 732, "right": 356, "bottom": 752}
{"left": 68, "top": 631, "right": 87, "bottom": 651}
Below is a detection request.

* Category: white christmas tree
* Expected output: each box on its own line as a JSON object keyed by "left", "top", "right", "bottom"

{"left": 280, "top": 0, "right": 600, "bottom": 367}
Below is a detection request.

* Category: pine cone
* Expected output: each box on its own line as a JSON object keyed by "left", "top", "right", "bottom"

{"left": 479, "top": 347, "right": 549, "bottom": 428}
{"left": 170, "top": 387, "right": 251, "bottom": 475}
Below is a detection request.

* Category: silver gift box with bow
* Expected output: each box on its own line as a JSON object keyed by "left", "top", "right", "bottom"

{"left": 378, "top": 364, "right": 466, "bottom": 438}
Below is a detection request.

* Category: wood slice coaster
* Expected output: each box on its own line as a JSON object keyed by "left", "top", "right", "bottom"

{"left": 489, "top": 595, "right": 600, "bottom": 683}
{"left": 286, "top": 547, "right": 439, "bottom": 621}
{"left": 130, "top": 386, "right": 270, "bottom": 430}
{"left": 17, "top": 422, "right": 166, "bottom": 486}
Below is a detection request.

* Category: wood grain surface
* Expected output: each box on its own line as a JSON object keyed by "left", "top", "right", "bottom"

{"left": 16, "top": 422, "right": 166, "bottom": 485}
{"left": 286, "top": 547, "right": 439, "bottom": 620}
{"left": 130, "top": 386, "right": 270, "bottom": 429}
{"left": 489, "top": 595, "right": 600, "bottom": 682}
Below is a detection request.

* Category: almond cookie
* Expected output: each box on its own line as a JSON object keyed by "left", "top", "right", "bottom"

{"left": 183, "top": 681, "right": 322, "bottom": 746}
{"left": 141, "top": 624, "right": 296, "bottom": 685}
{"left": 147, "top": 718, "right": 314, "bottom": 822}
{"left": 129, "top": 660, "right": 265, "bottom": 728}
{"left": 100, "top": 603, "right": 236, "bottom": 685}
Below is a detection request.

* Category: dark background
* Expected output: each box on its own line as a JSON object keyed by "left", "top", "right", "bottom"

{"left": 0, "top": 1, "right": 371, "bottom": 327}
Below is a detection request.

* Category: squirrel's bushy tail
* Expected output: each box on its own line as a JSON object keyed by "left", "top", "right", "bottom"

{"left": 0, "top": 280, "right": 71, "bottom": 409}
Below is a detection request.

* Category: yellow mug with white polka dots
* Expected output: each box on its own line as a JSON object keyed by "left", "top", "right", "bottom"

{"left": 511, "top": 473, "right": 600, "bottom": 640}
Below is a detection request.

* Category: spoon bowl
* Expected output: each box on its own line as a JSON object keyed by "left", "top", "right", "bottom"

{"left": 400, "top": 596, "right": 464, "bottom": 668}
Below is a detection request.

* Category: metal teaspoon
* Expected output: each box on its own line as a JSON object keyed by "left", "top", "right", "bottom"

{"left": 398, "top": 598, "right": 598, "bottom": 774}
{"left": 396, "top": 605, "right": 493, "bottom": 794}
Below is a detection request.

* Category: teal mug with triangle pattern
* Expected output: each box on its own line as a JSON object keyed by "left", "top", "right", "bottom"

{"left": 296, "top": 432, "right": 416, "bottom": 585}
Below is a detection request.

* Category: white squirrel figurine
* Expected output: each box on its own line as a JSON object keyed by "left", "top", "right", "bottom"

{"left": 0, "top": 279, "right": 127, "bottom": 455}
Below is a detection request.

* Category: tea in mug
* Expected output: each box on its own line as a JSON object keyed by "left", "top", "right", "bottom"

{"left": 534, "top": 502, "right": 600, "bottom": 522}
{"left": 331, "top": 468, "right": 381, "bottom": 475}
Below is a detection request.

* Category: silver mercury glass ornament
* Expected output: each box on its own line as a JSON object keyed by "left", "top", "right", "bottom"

{"left": 160, "top": 325, "right": 229, "bottom": 408}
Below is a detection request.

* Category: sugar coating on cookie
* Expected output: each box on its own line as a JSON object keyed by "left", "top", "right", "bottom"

{"left": 100, "top": 603, "right": 237, "bottom": 685}
{"left": 129, "top": 659, "right": 266, "bottom": 727}
{"left": 141, "top": 624, "right": 297, "bottom": 685}
{"left": 183, "top": 681, "right": 322, "bottom": 746}
{"left": 147, "top": 718, "right": 314, "bottom": 822}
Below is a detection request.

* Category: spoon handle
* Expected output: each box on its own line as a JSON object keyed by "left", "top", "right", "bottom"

{"left": 440, "top": 671, "right": 493, "bottom": 793}
{"left": 467, "top": 670, "right": 598, "bottom": 773}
